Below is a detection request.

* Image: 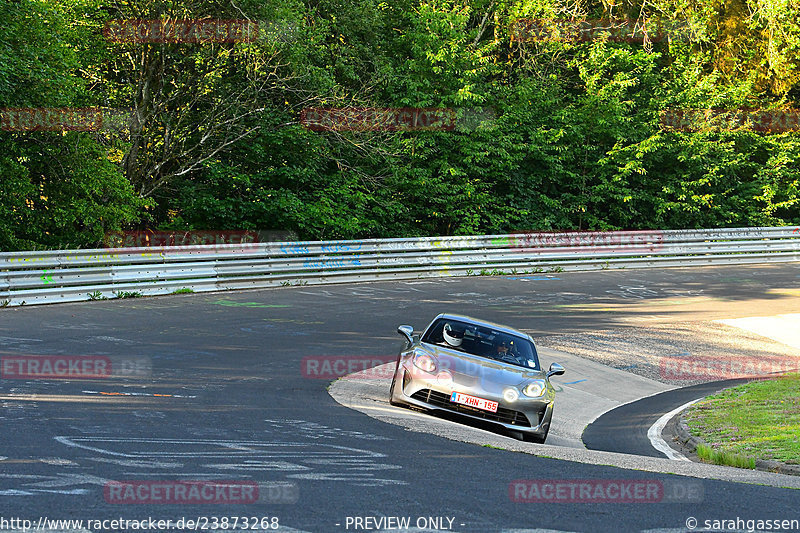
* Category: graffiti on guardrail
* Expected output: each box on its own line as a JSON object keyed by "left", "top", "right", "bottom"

{"left": 675, "top": 227, "right": 800, "bottom": 241}
{"left": 277, "top": 241, "right": 364, "bottom": 254}
{"left": 1, "top": 252, "right": 159, "bottom": 264}
{"left": 377, "top": 237, "right": 477, "bottom": 251}
{"left": 431, "top": 238, "right": 473, "bottom": 249}
{"left": 320, "top": 242, "right": 363, "bottom": 253}
{"left": 280, "top": 244, "right": 311, "bottom": 254}
{"left": 302, "top": 258, "right": 362, "bottom": 269}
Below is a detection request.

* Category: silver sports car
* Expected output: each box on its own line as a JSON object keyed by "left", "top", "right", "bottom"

{"left": 389, "top": 313, "right": 564, "bottom": 443}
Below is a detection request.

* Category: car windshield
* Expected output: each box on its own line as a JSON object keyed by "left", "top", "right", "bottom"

{"left": 421, "top": 318, "right": 540, "bottom": 370}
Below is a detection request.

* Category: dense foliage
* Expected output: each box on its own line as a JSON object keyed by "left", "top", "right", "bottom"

{"left": 2, "top": 0, "right": 799, "bottom": 249}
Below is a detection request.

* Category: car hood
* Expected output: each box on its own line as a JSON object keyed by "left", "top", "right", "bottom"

{"left": 421, "top": 343, "right": 545, "bottom": 389}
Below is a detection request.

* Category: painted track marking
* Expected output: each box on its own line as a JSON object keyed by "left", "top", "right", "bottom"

{"left": 647, "top": 399, "right": 701, "bottom": 461}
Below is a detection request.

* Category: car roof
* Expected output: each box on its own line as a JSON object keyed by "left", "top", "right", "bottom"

{"left": 432, "top": 313, "right": 534, "bottom": 341}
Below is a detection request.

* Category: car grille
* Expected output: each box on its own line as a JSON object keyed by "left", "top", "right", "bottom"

{"left": 410, "top": 389, "right": 532, "bottom": 427}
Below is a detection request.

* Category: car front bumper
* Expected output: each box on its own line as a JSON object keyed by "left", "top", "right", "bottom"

{"left": 391, "top": 365, "right": 553, "bottom": 437}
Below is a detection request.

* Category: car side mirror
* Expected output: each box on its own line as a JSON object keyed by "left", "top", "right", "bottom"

{"left": 397, "top": 325, "right": 414, "bottom": 345}
{"left": 547, "top": 362, "right": 565, "bottom": 378}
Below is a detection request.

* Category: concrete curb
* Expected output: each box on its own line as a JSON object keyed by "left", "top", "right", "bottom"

{"left": 330, "top": 363, "right": 800, "bottom": 489}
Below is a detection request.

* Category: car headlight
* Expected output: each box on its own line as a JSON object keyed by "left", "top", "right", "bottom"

{"left": 503, "top": 387, "right": 519, "bottom": 403}
{"left": 413, "top": 351, "right": 437, "bottom": 373}
{"left": 523, "top": 380, "right": 546, "bottom": 398}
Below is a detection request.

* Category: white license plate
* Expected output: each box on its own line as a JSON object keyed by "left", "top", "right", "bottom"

{"left": 450, "top": 392, "right": 498, "bottom": 413}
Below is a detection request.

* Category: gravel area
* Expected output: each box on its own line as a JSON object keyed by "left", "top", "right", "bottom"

{"left": 533, "top": 320, "right": 800, "bottom": 386}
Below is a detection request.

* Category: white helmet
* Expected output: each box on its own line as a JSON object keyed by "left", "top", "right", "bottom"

{"left": 442, "top": 322, "right": 464, "bottom": 347}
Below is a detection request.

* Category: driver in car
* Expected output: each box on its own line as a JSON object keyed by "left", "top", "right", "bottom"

{"left": 495, "top": 339, "right": 521, "bottom": 364}
{"left": 496, "top": 341, "right": 509, "bottom": 356}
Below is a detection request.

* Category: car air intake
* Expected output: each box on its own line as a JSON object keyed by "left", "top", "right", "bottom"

{"left": 410, "top": 389, "right": 532, "bottom": 427}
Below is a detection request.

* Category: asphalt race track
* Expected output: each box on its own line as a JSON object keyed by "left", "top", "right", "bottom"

{"left": 1, "top": 264, "right": 799, "bottom": 533}
{"left": 582, "top": 379, "right": 748, "bottom": 458}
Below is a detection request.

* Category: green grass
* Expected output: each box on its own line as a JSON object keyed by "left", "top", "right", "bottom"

{"left": 695, "top": 443, "right": 756, "bottom": 469}
{"left": 171, "top": 288, "right": 194, "bottom": 294}
{"left": 684, "top": 373, "right": 800, "bottom": 465}
{"left": 112, "top": 290, "right": 143, "bottom": 299}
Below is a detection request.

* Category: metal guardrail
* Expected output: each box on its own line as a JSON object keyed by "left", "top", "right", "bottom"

{"left": 1, "top": 226, "right": 799, "bottom": 307}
